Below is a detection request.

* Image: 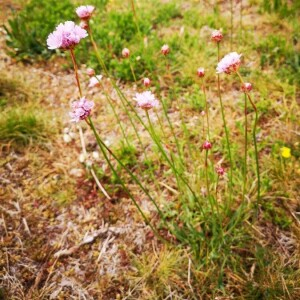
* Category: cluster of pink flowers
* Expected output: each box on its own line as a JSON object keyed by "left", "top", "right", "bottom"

{"left": 76, "top": 5, "right": 95, "bottom": 20}
{"left": 216, "top": 166, "right": 225, "bottom": 176}
{"left": 134, "top": 91, "right": 159, "bottom": 110}
{"left": 216, "top": 52, "right": 242, "bottom": 74}
{"left": 47, "top": 21, "right": 88, "bottom": 50}
{"left": 197, "top": 67, "right": 205, "bottom": 77}
{"left": 211, "top": 30, "right": 223, "bottom": 42}
{"left": 202, "top": 141, "right": 212, "bottom": 150}
{"left": 143, "top": 77, "right": 151, "bottom": 87}
{"left": 70, "top": 97, "right": 94, "bottom": 122}
{"left": 161, "top": 44, "right": 170, "bottom": 55}
{"left": 122, "top": 48, "right": 130, "bottom": 58}
{"left": 241, "top": 82, "right": 252, "bottom": 92}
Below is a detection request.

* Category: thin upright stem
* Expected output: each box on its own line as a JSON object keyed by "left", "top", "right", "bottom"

{"left": 70, "top": 49, "right": 82, "bottom": 97}
{"left": 242, "top": 93, "right": 248, "bottom": 201}
{"left": 217, "top": 43, "right": 233, "bottom": 211}
{"left": 230, "top": 0, "right": 233, "bottom": 51}
{"left": 87, "top": 117, "right": 167, "bottom": 231}
{"left": 236, "top": 72, "right": 261, "bottom": 211}
{"left": 201, "top": 78, "right": 210, "bottom": 139}
{"left": 130, "top": 61, "right": 137, "bottom": 83}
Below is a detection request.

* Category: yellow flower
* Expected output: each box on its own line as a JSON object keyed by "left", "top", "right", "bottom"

{"left": 281, "top": 147, "right": 291, "bottom": 158}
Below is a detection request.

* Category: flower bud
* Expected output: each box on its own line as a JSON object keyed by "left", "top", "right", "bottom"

{"left": 202, "top": 140, "right": 212, "bottom": 150}
{"left": 79, "top": 20, "right": 89, "bottom": 30}
{"left": 197, "top": 67, "right": 205, "bottom": 77}
{"left": 211, "top": 30, "right": 223, "bottom": 42}
{"left": 122, "top": 48, "right": 130, "bottom": 58}
{"left": 216, "top": 166, "right": 225, "bottom": 176}
{"left": 241, "top": 82, "right": 252, "bottom": 93}
{"left": 161, "top": 44, "right": 170, "bottom": 55}
{"left": 143, "top": 77, "right": 151, "bottom": 87}
{"left": 86, "top": 68, "right": 95, "bottom": 77}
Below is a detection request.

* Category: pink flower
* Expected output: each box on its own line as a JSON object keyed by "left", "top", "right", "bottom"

{"left": 241, "top": 82, "right": 252, "bottom": 93}
{"left": 216, "top": 166, "right": 225, "bottom": 176}
{"left": 76, "top": 5, "right": 95, "bottom": 20}
{"left": 86, "top": 68, "right": 95, "bottom": 77}
{"left": 122, "top": 48, "right": 130, "bottom": 58}
{"left": 216, "top": 52, "right": 242, "bottom": 74}
{"left": 134, "top": 91, "right": 159, "bottom": 110}
{"left": 211, "top": 30, "right": 223, "bottom": 42}
{"left": 197, "top": 67, "right": 205, "bottom": 77}
{"left": 88, "top": 75, "right": 103, "bottom": 88}
{"left": 47, "top": 21, "right": 88, "bottom": 50}
{"left": 143, "top": 77, "right": 151, "bottom": 87}
{"left": 70, "top": 97, "right": 94, "bottom": 122}
{"left": 161, "top": 44, "right": 170, "bottom": 55}
{"left": 202, "top": 140, "right": 212, "bottom": 150}
{"left": 200, "top": 111, "right": 206, "bottom": 116}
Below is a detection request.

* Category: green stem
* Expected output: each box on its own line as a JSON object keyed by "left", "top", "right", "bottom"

{"left": 217, "top": 43, "right": 233, "bottom": 212}
{"left": 87, "top": 117, "right": 167, "bottom": 233}
{"left": 242, "top": 93, "right": 248, "bottom": 201}
{"left": 237, "top": 72, "right": 260, "bottom": 210}
{"left": 130, "top": 61, "right": 137, "bottom": 83}
{"left": 70, "top": 49, "right": 82, "bottom": 97}
{"left": 201, "top": 77, "right": 210, "bottom": 139}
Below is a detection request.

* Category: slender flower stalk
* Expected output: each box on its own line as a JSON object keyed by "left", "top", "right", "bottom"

{"left": 217, "top": 44, "right": 234, "bottom": 210}
{"left": 130, "top": 0, "right": 142, "bottom": 43}
{"left": 230, "top": 0, "right": 233, "bottom": 51}
{"left": 237, "top": 72, "right": 261, "bottom": 209}
{"left": 242, "top": 93, "right": 248, "bottom": 201}
{"left": 201, "top": 77, "right": 210, "bottom": 139}
{"left": 87, "top": 117, "right": 167, "bottom": 242}
{"left": 70, "top": 49, "right": 83, "bottom": 97}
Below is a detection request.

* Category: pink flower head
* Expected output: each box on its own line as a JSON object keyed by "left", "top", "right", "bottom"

{"left": 202, "top": 140, "right": 212, "bottom": 150}
{"left": 47, "top": 21, "right": 88, "bottom": 50}
{"left": 134, "top": 91, "right": 159, "bottom": 110}
{"left": 70, "top": 97, "right": 94, "bottom": 122}
{"left": 200, "top": 111, "right": 206, "bottom": 117}
{"left": 161, "top": 44, "right": 170, "bottom": 55}
{"left": 197, "top": 67, "right": 205, "bottom": 77}
{"left": 143, "top": 77, "right": 151, "bottom": 87}
{"left": 216, "top": 52, "right": 242, "bottom": 74}
{"left": 211, "top": 30, "right": 223, "bottom": 42}
{"left": 88, "top": 75, "right": 103, "bottom": 88}
{"left": 241, "top": 82, "right": 252, "bottom": 93}
{"left": 76, "top": 5, "right": 95, "bottom": 20}
{"left": 86, "top": 68, "right": 95, "bottom": 77}
{"left": 122, "top": 48, "right": 130, "bottom": 58}
{"left": 216, "top": 166, "right": 225, "bottom": 176}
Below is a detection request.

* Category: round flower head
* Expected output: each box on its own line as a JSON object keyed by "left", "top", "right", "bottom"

{"left": 202, "top": 140, "right": 212, "bottom": 150}
{"left": 216, "top": 166, "right": 225, "bottom": 176}
{"left": 47, "top": 21, "right": 88, "bottom": 50}
{"left": 70, "top": 97, "right": 94, "bottom": 122}
{"left": 86, "top": 68, "right": 95, "bottom": 77}
{"left": 241, "top": 82, "right": 252, "bottom": 93}
{"left": 161, "top": 44, "right": 170, "bottom": 55}
{"left": 88, "top": 75, "right": 103, "bottom": 88}
{"left": 122, "top": 48, "right": 130, "bottom": 58}
{"left": 281, "top": 147, "right": 291, "bottom": 159}
{"left": 211, "top": 30, "right": 223, "bottom": 42}
{"left": 143, "top": 77, "right": 151, "bottom": 87}
{"left": 200, "top": 111, "right": 206, "bottom": 117}
{"left": 197, "top": 67, "right": 205, "bottom": 77}
{"left": 76, "top": 5, "right": 95, "bottom": 20}
{"left": 216, "top": 52, "right": 242, "bottom": 74}
{"left": 134, "top": 91, "right": 159, "bottom": 110}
